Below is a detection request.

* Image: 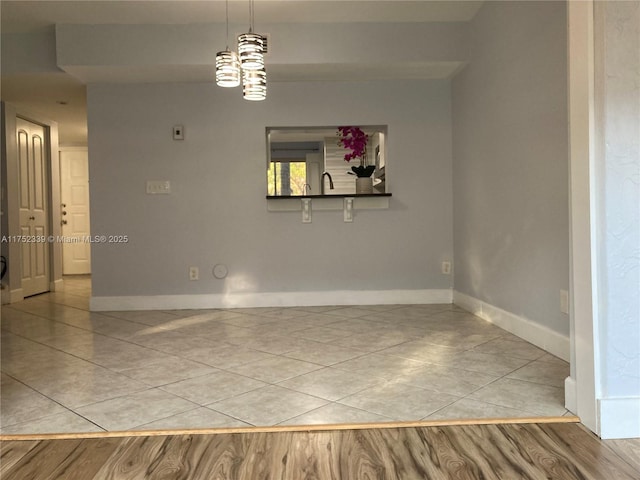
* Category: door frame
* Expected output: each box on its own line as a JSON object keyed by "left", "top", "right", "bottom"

{"left": 1, "top": 102, "right": 63, "bottom": 303}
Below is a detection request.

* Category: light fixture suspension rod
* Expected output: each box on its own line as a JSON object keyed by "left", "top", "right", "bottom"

{"left": 249, "top": 0, "right": 254, "bottom": 32}
{"left": 225, "top": 0, "right": 230, "bottom": 48}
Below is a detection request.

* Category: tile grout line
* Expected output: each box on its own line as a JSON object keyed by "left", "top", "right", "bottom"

{"left": 2, "top": 280, "right": 568, "bottom": 435}
{"left": 0, "top": 372, "right": 108, "bottom": 434}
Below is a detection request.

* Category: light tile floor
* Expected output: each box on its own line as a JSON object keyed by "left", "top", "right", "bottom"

{"left": 0, "top": 276, "right": 571, "bottom": 434}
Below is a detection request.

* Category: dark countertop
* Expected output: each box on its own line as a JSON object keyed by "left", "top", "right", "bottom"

{"left": 266, "top": 193, "right": 392, "bottom": 199}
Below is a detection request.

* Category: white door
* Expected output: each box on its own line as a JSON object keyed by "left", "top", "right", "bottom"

{"left": 60, "top": 150, "right": 91, "bottom": 274}
{"left": 17, "top": 118, "right": 50, "bottom": 297}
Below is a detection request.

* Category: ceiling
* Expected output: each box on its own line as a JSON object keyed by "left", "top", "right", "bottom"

{"left": 0, "top": 1, "right": 483, "bottom": 145}
{"left": 1, "top": 1, "right": 483, "bottom": 33}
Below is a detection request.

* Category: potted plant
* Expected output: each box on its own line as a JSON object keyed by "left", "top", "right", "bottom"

{"left": 337, "top": 126, "right": 375, "bottom": 193}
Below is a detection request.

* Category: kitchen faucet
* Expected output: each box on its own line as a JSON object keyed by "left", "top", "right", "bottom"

{"left": 321, "top": 172, "right": 334, "bottom": 195}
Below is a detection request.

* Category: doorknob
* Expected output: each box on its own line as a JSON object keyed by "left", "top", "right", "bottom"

{"left": 61, "top": 219, "right": 68, "bottom": 225}
{"left": 61, "top": 203, "right": 67, "bottom": 208}
{"left": 28, "top": 216, "right": 35, "bottom": 220}
{"left": 62, "top": 211, "right": 67, "bottom": 216}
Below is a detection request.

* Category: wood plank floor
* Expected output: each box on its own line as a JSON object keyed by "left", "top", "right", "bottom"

{"left": 1, "top": 422, "right": 639, "bottom": 479}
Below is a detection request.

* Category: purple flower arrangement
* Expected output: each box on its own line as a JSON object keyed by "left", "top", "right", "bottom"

{"left": 337, "top": 126, "right": 375, "bottom": 178}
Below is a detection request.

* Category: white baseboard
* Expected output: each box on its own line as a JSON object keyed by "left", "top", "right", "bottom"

{"left": 453, "top": 290, "right": 570, "bottom": 362}
{"left": 90, "top": 288, "right": 454, "bottom": 312}
{"left": 598, "top": 397, "right": 640, "bottom": 439}
{"left": 1, "top": 287, "right": 23, "bottom": 305}
{"left": 50, "top": 278, "right": 64, "bottom": 292}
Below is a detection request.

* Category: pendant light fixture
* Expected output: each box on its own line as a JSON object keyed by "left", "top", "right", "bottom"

{"left": 239, "top": 0, "right": 266, "bottom": 100}
{"left": 243, "top": 67, "right": 267, "bottom": 101}
{"left": 215, "top": 0, "right": 240, "bottom": 87}
{"left": 238, "top": 32, "right": 265, "bottom": 70}
{"left": 238, "top": 0, "right": 265, "bottom": 71}
{"left": 215, "top": 0, "right": 266, "bottom": 101}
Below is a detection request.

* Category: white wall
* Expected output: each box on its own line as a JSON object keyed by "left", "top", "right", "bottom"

{"left": 1, "top": 28, "right": 58, "bottom": 74}
{"left": 594, "top": 1, "right": 640, "bottom": 439}
{"left": 451, "top": 2, "right": 570, "bottom": 338}
{"left": 88, "top": 80, "right": 453, "bottom": 307}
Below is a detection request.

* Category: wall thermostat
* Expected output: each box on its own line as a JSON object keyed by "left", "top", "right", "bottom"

{"left": 173, "top": 125, "right": 184, "bottom": 140}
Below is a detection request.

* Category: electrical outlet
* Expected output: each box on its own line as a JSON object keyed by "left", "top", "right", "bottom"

{"left": 442, "top": 261, "right": 452, "bottom": 275}
{"left": 560, "top": 289, "right": 569, "bottom": 314}
{"left": 189, "top": 266, "right": 199, "bottom": 281}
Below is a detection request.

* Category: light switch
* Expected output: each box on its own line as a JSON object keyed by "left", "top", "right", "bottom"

{"left": 146, "top": 180, "right": 171, "bottom": 194}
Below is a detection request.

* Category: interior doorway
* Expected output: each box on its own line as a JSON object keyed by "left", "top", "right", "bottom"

{"left": 16, "top": 117, "right": 50, "bottom": 297}
{"left": 59, "top": 148, "right": 91, "bottom": 275}
{"left": 1, "top": 102, "right": 63, "bottom": 304}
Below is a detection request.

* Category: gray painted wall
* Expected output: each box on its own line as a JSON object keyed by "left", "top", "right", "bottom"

{"left": 88, "top": 80, "right": 453, "bottom": 298}
{"left": 452, "top": 1, "right": 570, "bottom": 335}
